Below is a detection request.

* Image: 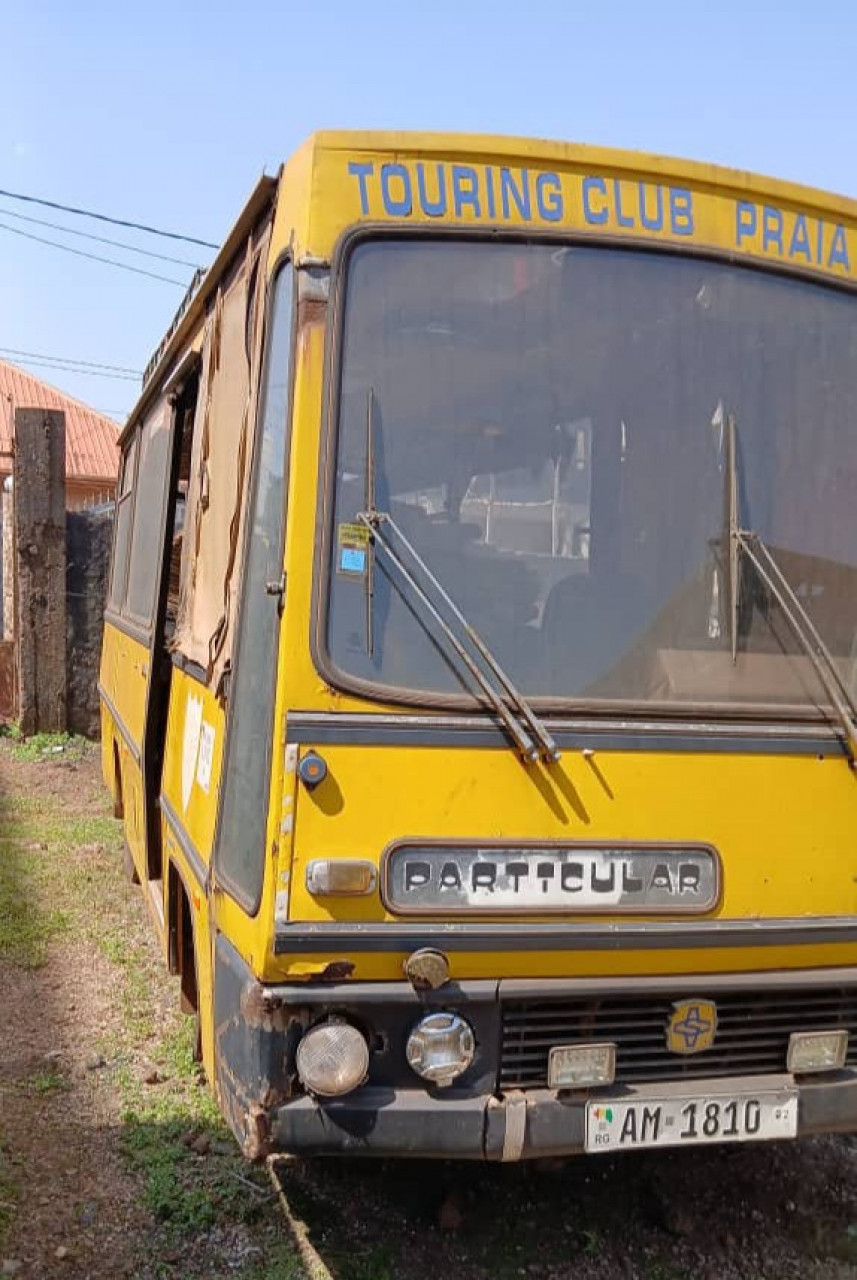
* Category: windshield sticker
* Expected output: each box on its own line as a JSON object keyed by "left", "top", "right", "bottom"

{"left": 337, "top": 522, "right": 369, "bottom": 575}
{"left": 345, "top": 160, "right": 855, "bottom": 280}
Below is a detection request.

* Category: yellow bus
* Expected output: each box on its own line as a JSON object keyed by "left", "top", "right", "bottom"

{"left": 100, "top": 131, "right": 857, "bottom": 1162}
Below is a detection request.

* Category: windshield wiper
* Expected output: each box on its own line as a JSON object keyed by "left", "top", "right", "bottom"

{"left": 721, "top": 408, "right": 857, "bottom": 758}
{"left": 357, "top": 396, "right": 559, "bottom": 764}
{"left": 358, "top": 508, "right": 560, "bottom": 763}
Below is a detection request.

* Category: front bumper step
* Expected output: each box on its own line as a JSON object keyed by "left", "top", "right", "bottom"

{"left": 269, "top": 1069, "right": 857, "bottom": 1160}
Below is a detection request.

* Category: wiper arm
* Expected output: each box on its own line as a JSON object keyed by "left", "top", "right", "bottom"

{"left": 724, "top": 408, "right": 741, "bottom": 665}
{"left": 736, "top": 529, "right": 857, "bottom": 759}
{"left": 719, "top": 407, "right": 857, "bottom": 757}
{"left": 357, "top": 507, "right": 560, "bottom": 765}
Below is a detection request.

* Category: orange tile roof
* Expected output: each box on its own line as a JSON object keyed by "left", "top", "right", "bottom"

{"left": 0, "top": 359, "right": 121, "bottom": 484}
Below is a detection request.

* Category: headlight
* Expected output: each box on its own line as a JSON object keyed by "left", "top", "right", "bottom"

{"left": 406, "top": 1012, "right": 475, "bottom": 1088}
{"left": 296, "top": 1021, "right": 369, "bottom": 1097}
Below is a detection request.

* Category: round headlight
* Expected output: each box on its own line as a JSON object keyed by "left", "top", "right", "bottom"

{"left": 296, "top": 1021, "right": 369, "bottom": 1097}
{"left": 406, "top": 1012, "right": 475, "bottom": 1088}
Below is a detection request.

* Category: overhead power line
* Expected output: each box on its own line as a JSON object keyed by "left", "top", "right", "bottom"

{"left": 4, "top": 356, "right": 140, "bottom": 381}
{"left": 0, "top": 221, "right": 191, "bottom": 286}
{"left": 0, "top": 186, "right": 218, "bottom": 250}
{"left": 0, "top": 346, "right": 142, "bottom": 375}
{"left": 0, "top": 206, "right": 205, "bottom": 269}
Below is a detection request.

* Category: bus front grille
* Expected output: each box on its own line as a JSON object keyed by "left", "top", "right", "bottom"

{"left": 499, "top": 988, "right": 857, "bottom": 1088}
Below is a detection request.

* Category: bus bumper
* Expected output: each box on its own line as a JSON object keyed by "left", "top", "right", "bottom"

{"left": 213, "top": 938, "right": 857, "bottom": 1160}
{"left": 268, "top": 1071, "right": 857, "bottom": 1160}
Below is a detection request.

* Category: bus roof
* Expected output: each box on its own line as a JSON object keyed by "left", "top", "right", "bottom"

{"left": 121, "top": 130, "right": 857, "bottom": 445}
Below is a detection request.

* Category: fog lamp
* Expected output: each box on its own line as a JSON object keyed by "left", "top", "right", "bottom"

{"left": 306, "top": 859, "right": 376, "bottom": 896}
{"left": 787, "top": 1029, "right": 848, "bottom": 1074}
{"left": 296, "top": 1021, "right": 369, "bottom": 1097}
{"left": 548, "top": 1042, "right": 616, "bottom": 1089}
{"left": 406, "top": 1012, "right": 475, "bottom": 1088}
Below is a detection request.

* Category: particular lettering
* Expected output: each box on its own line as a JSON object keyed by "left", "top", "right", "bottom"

{"left": 439, "top": 861, "right": 462, "bottom": 890}
{"left": 471, "top": 862, "right": 497, "bottom": 892}
{"left": 404, "top": 861, "right": 430, "bottom": 891}
{"left": 678, "top": 864, "right": 701, "bottom": 894}
{"left": 392, "top": 849, "right": 716, "bottom": 909}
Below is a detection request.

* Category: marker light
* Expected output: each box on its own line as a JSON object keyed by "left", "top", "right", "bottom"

{"left": 548, "top": 1042, "right": 616, "bottom": 1089}
{"left": 305, "top": 860, "right": 377, "bottom": 896}
{"left": 296, "top": 1021, "right": 369, "bottom": 1097}
{"left": 406, "top": 1012, "right": 475, "bottom": 1088}
{"left": 298, "top": 752, "right": 328, "bottom": 788}
{"left": 787, "top": 1030, "right": 848, "bottom": 1074}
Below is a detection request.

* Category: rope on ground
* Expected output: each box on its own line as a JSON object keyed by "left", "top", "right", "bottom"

{"left": 266, "top": 1155, "right": 337, "bottom": 1280}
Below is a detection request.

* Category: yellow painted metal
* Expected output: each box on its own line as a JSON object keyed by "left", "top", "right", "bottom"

{"left": 99, "top": 620, "right": 148, "bottom": 746}
{"left": 271, "top": 131, "right": 857, "bottom": 282}
{"left": 159, "top": 669, "right": 226, "bottom": 862}
{"left": 96, "top": 133, "right": 857, "bottom": 1058}
{"left": 99, "top": 619, "right": 149, "bottom": 878}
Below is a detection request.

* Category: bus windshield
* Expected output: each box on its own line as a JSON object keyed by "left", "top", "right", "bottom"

{"left": 326, "top": 239, "right": 857, "bottom": 713}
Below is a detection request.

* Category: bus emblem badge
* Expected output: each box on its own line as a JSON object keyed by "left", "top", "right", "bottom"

{"left": 666, "top": 1000, "right": 718, "bottom": 1055}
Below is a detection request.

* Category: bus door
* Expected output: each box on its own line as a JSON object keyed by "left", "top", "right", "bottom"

{"left": 102, "top": 381, "right": 193, "bottom": 918}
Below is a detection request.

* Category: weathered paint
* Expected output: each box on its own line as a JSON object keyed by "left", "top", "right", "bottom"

{"left": 98, "top": 132, "right": 857, "bottom": 1159}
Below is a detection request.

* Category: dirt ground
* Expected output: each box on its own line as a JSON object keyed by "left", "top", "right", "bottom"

{"left": 1, "top": 739, "right": 857, "bottom": 1280}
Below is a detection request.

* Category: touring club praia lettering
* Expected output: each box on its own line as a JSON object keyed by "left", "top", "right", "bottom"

{"left": 347, "top": 160, "right": 853, "bottom": 275}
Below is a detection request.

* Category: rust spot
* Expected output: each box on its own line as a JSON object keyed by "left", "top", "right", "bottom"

{"left": 243, "top": 1103, "right": 272, "bottom": 1163}
{"left": 240, "top": 981, "right": 269, "bottom": 1026}
{"left": 317, "top": 960, "right": 355, "bottom": 982}
{"left": 261, "top": 1085, "right": 288, "bottom": 1110}
{"left": 297, "top": 296, "right": 326, "bottom": 329}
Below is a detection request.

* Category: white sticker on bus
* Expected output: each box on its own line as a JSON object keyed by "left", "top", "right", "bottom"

{"left": 196, "top": 722, "right": 215, "bottom": 794}
{"left": 182, "top": 694, "right": 203, "bottom": 812}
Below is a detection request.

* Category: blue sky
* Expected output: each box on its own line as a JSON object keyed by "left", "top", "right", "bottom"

{"left": 1, "top": 0, "right": 855, "bottom": 421}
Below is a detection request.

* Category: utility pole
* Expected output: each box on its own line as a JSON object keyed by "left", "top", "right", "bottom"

{"left": 13, "top": 408, "right": 67, "bottom": 734}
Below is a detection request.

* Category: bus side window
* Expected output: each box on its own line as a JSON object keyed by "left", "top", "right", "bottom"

{"left": 215, "top": 263, "right": 294, "bottom": 910}
{"left": 108, "top": 435, "right": 138, "bottom": 612}
{"left": 164, "top": 373, "right": 199, "bottom": 638}
{"left": 124, "top": 398, "right": 173, "bottom": 626}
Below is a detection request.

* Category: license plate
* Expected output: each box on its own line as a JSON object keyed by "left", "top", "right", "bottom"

{"left": 585, "top": 1089, "right": 798, "bottom": 1153}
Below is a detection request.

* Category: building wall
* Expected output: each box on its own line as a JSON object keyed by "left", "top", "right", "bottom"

{"left": 66, "top": 507, "right": 114, "bottom": 737}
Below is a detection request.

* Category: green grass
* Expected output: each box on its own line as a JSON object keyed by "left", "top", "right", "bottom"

{"left": 0, "top": 744, "right": 306, "bottom": 1276}
{"left": 0, "top": 839, "right": 72, "bottom": 967}
{"left": 0, "top": 794, "right": 118, "bottom": 968}
{"left": 0, "top": 1138, "right": 19, "bottom": 1251}
{"left": 25, "top": 1067, "right": 70, "bottom": 1097}
{"left": 2, "top": 730, "right": 88, "bottom": 762}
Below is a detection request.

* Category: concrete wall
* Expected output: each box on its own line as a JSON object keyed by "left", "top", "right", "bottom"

{"left": 66, "top": 507, "right": 113, "bottom": 738}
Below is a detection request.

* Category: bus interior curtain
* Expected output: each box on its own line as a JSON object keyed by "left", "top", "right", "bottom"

{"left": 171, "top": 218, "right": 272, "bottom": 685}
